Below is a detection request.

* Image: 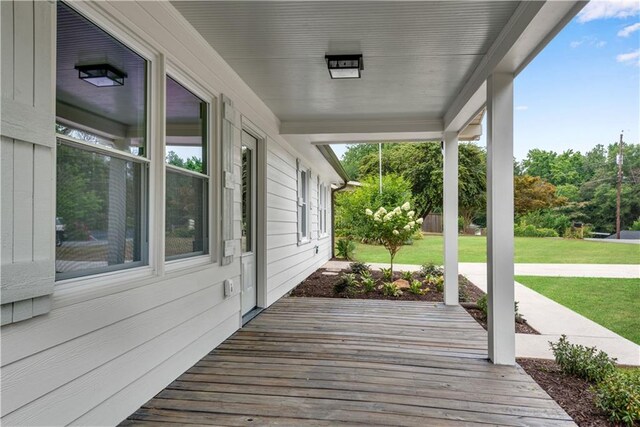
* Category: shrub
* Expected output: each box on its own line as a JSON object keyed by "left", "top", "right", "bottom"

{"left": 477, "top": 294, "right": 488, "bottom": 317}
{"left": 401, "top": 271, "right": 413, "bottom": 281}
{"left": 420, "top": 263, "right": 443, "bottom": 278}
{"left": 409, "top": 280, "right": 426, "bottom": 295}
{"left": 549, "top": 335, "right": 617, "bottom": 383}
{"left": 631, "top": 217, "right": 640, "bottom": 231}
{"left": 335, "top": 174, "right": 413, "bottom": 239}
{"left": 360, "top": 269, "right": 373, "bottom": 280}
{"left": 514, "top": 223, "right": 559, "bottom": 238}
{"left": 593, "top": 369, "right": 640, "bottom": 425}
{"left": 432, "top": 276, "right": 444, "bottom": 293}
{"left": 349, "top": 262, "right": 370, "bottom": 275}
{"left": 334, "top": 273, "right": 358, "bottom": 295}
{"left": 335, "top": 238, "right": 356, "bottom": 260}
{"left": 361, "top": 277, "right": 376, "bottom": 292}
{"left": 381, "top": 282, "right": 402, "bottom": 297}
{"left": 380, "top": 267, "right": 393, "bottom": 281}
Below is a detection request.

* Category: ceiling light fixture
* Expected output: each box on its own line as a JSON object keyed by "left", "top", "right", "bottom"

{"left": 325, "top": 54, "right": 363, "bottom": 79}
{"left": 75, "top": 64, "right": 127, "bottom": 87}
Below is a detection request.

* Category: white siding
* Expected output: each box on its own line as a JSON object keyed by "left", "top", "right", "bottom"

{"left": 0, "top": 1, "right": 341, "bottom": 425}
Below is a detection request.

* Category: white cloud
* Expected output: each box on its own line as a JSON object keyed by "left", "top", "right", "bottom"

{"left": 515, "top": 105, "right": 529, "bottom": 111}
{"left": 570, "top": 36, "right": 607, "bottom": 48}
{"left": 616, "top": 49, "right": 640, "bottom": 66}
{"left": 618, "top": 22, "right": 640, "bottom": 37}
{"left": 578, "top": 0, "right": 640, "bottom": 23}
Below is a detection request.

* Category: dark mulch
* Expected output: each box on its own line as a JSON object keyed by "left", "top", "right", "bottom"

{"left": 289, "top": 267, "right": 538, "bottom": 334}
{"left": 518, "top": 358, "right": 618, "bottom": 426}
{"left": 290, "top": 268, "right": 444, "bottom": 301}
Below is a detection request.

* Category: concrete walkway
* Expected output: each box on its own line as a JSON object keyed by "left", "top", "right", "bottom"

{"left": 323, "top": 260, "right": 640, "bottom": 365}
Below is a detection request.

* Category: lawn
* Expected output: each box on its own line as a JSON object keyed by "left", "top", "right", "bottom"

{"left": 351, "top": 235, "right": 640, "bottom": 265}
{"left": 516, "top": 276, "right": 640, "bottom": 345}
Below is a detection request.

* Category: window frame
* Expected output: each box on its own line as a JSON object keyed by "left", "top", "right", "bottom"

{"left": 54, "top": 2, "right": 152, "bottom": 282}
{"left": 318, "top": 180, "right": 329, "bottom": 238}
{"left": 297, "top": 160, "right": 311, "bottom": 245}
{"left": 163, "top": 68, "right": 216, "bottom": 266}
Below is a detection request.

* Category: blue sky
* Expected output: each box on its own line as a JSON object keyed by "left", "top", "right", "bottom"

{"left": 333, "top": 1, "right": 639, "bottom": 161}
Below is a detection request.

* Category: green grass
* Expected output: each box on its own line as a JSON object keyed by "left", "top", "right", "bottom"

{"left": 516, "top": 276, "right": 640, "bottom": 345}
{"left": 351, "top": 235, "right": 640, "bottom": 265}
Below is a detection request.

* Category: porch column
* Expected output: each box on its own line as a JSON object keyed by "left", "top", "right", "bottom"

{"left": 443, "top": 131, "right": 459, "bottom": 306}
{"left": 486, "top": 73, "right": 515, "bottom": 365}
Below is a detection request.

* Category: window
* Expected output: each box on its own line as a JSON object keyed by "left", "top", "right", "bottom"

{"left": 165, "top": 77, "right": 209, "bottom": 260}
{"left": 318, "top": 181, "right": 328, "bottom": 237}
{"left": 297, "top": 160, "right": 310, "bottom": 243}
{"left": 55, "top": 2, "right": 148, "bottom": 280}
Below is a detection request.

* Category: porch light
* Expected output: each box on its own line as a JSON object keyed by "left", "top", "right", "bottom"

{"left": 75, "top": 64, "right": 127, "bottom": 87}
{"left": 325, "top": 54, "right": 363, "bottom": 79}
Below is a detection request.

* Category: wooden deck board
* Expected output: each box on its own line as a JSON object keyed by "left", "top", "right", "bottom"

{"left": 122, "top": 298, "right": 575, "bottom": 426}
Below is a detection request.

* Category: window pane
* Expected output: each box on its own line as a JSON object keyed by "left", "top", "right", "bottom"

{"left": 165, "top": 170, "right": 207, "bottom": 258}
{"left": 166, "top": 77, "right": 207, "bottom": 174}
{"left": 242, "top": 146, "right": 253, "bottom": 253}
{"left": 56, "top": 142, "right": 145, "bottom": 278}
{"left": 56, "top": 3, "right": 147, "bottom": 156}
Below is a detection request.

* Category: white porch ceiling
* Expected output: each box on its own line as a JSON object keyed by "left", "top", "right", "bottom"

{"left": 171, "top": 1, "right": 519, "bottom": 122}
{"left": 171, "top": 1, "right": 583, "bottom": 142}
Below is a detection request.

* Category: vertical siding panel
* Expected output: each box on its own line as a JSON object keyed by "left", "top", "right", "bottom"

{"left": 1, "top": 138, "right": 14, "bottom": 264}
{"left": 12, "top": 142, "right": 34, "bottom": 262}
{"left": 12, "top": 0, "right": 34, "bottom": 105}
{"left": 33, "top": 0, "right": 53, "bottom": 110}
{"left": 0, "top": 1, "right": 14, "bottom": 100}
{"left": 32, "top": 145, "right": 53, "bottom": 259}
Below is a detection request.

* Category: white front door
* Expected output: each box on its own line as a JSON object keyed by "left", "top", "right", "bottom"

{"left": 241, "top": 131, "right": 257, "bottom": 316}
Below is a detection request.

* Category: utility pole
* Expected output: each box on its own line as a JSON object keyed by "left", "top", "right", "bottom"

{"left": 379, "top": 142, "right": 383, "bottom": 194}
{"left": 616, "top": 131, "right": 624, "bottom": 239}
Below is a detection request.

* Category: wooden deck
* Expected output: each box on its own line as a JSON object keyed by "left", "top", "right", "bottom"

{"left": 122, "top": 297, "right": 575, "bottom": 426}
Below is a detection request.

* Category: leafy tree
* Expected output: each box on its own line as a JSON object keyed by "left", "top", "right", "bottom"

{"left": 340, "top": 143, "right": 380, "bottom": 180}
{"left": 514, "top": 175, "right": 566, "bottom": 215}
{"left": 356, "top": 142, "right": 486, "bottom": 222}
{"left": 521, "top": 149, "right": 557, "bottom": 182}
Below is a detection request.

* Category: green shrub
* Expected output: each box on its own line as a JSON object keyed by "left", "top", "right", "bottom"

{"left": 514, "top": 223, "right": 559, "bottom": 238}
{"left": 349, "top": 262, "right": 370, "bottom": 275}
{"left": 631, "top": 217, "right": 640, "bottom": 231}
{"left": 334, "top": 273, "right": 358, "bottom": 295}
{"left": 549, "top": 335, "right": 617, "bottom": 383}
{"left": 361, "top": 277, "right": 376, "bottom": 292}
{"left": 380, "top": 267, "right": 393, "bottom": 281}
{"left": 432, "top": 276, "right": 444, "bottom": 293}
{"left": 420, "top": 263, "right": 443, "bottom": 278}
{"left": 360, "top": 269, "right": 373, "bottom": 280}
{"left": 477, "top": 294, "right": 488, "bottom": 317}
{"left": 336, "top": 239, "right": 356, "bottom": 260}
{"left": 409, "top": 280, "right": 426, "bottom": 295}
{"left": 401, "top": 271, "right": 413, "bottom": 281}
{"left": 593, "top": 369, "right": 640, "bottom": 425}
{"left": 519, "top": 210, "right": 571, "bottom": 236}
{"left": 381, "top": 282, "right": 402, "bottom": 297}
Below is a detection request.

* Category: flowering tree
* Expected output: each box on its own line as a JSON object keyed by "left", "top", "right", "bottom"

{"left": 365, "top": 202, "right": 423, "bottom": 275}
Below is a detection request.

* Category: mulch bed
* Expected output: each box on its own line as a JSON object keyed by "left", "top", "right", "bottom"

{"left": 518, "top": 358, "right": 617, "bottom": 426}
{"left": 289, "top": 266, "right": 539, "bottom": 334}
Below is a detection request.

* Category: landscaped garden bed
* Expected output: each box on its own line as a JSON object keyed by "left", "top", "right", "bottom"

{"left": 290, "top": 262, "right": 538, "bottom": 334}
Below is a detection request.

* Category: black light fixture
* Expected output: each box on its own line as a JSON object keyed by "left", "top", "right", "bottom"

{"left": 75, "top": 64, "right": 127, "bottom": 87}
{"left": 325, "top": 54, "right": 363, "bottom": 79}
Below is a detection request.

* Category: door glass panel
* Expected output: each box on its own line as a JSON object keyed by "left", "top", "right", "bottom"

{"left": 242, "top": 145, "right": 253, "bottom": 253}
